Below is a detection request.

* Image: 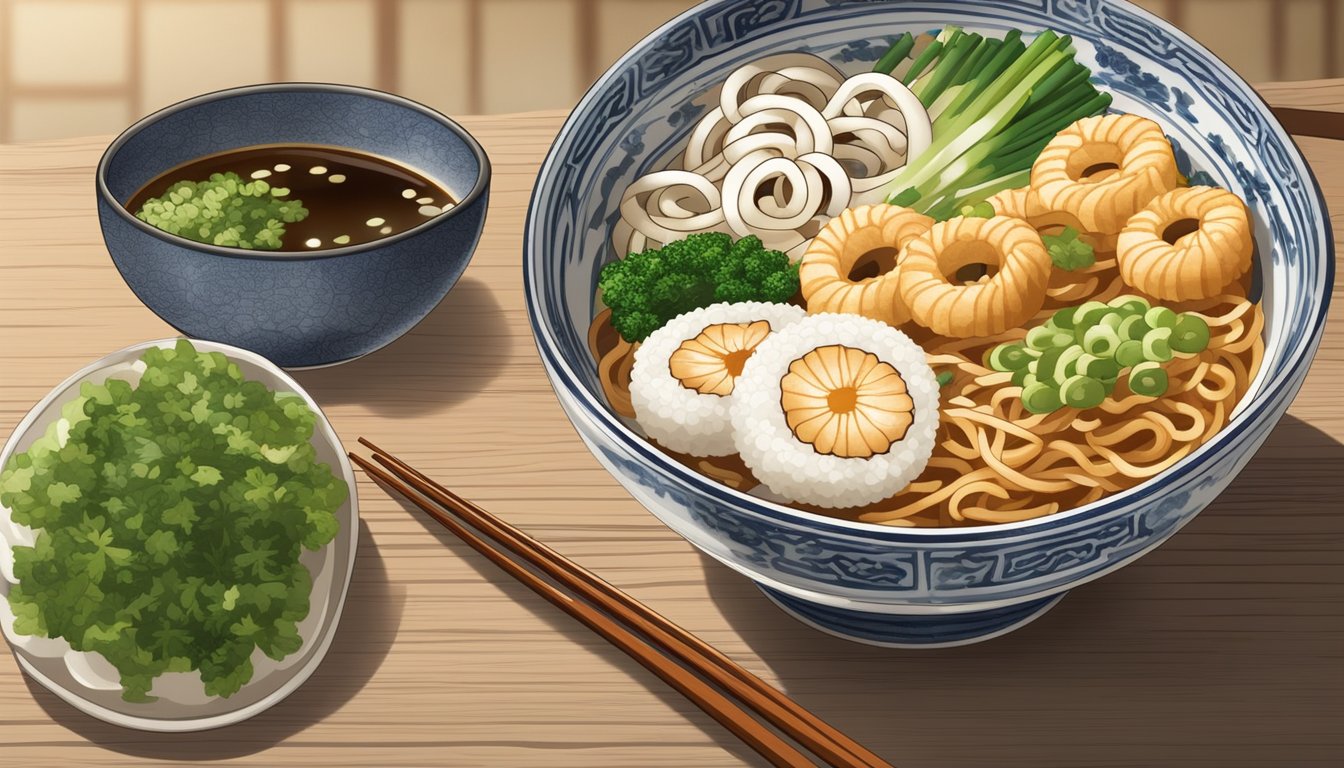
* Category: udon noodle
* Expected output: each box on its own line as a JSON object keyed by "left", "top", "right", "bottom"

{"left": 588, "top": 249, "right": 1263, "bottom": 527}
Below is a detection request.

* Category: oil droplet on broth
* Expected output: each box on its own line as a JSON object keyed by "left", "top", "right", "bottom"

{"left": 401, "top": 188, "right": 416, "bottom": 199}
{"left": 366, "top": 217, "right": 385, "bottom": 227}
{"left": 251, "top": 169, "right": 271, "bottom": 179}
{"left": 328, "top": 174, "right": 347, "bottom": 184}
{"left": 309, "top": 165, "right": 328, "bottom": 175}
{"left": 305, "top": 238, "right": 322, "bottom": 248}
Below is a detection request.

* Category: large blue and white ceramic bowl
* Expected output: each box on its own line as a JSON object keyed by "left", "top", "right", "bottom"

{"left": 524, "top": 0, "right": 1333, "bottom": 646}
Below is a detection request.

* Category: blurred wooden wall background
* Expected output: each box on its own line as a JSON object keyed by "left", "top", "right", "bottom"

{"left": 0, "top": 0, "right": 1340, "bottom": 143}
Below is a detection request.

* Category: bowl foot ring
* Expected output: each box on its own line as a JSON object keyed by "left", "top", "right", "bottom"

{"left": 757, "top": 586, "right": 1066, "bottom": 648}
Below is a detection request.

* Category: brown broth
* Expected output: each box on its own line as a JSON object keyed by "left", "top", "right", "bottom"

{"left": 127, "top": 144, "right": 456, "bottom": 252}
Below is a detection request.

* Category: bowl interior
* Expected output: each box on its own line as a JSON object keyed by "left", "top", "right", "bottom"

{"left": 102, "top": 85, "right": 483, "bottom": 225}
{"left": 0, "top": 339, "right": 358, "bottom": 730}
{"left": 525, "top": 0, "right": 1332, "bottom": 535}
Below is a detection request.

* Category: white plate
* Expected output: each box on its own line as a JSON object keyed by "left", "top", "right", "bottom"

{"left": 0, "top": 338, "right": 359, "bottom": 732}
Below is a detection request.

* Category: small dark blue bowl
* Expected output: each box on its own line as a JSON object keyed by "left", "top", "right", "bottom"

{"left": 97, "top": 83, "right": 490, "bottom": 368}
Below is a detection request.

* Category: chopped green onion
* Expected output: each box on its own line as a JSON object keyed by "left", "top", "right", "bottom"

{"left": 1022, "top": 382, "right": 1063, "bottom": 414}
{"left": 1077, "top": 353, "right": 1120, "bottom": 380}
{"left": 1060, "top": 374, "right": 1106, "bottom": 409}
{"left": 1114, "top": 339, "right": 1145, "bottom": 369}
{"left": 1171, "top": 313, "right": 1211, "bottom": 354}
{"left": 1128, "top": 362, "right": 1169, "bottom": 397}
{"left": 1036, "top": 347, "right": 1070, "bottom": 385}
{"left": 1100, "top": 312, "right": 1126, "bottom": 331}
{"left": 937, "top": 370, "right": 956, "bottom": 388}
{"left": 1142, "top": 327, "right": 1174, "bottom": 362}
{"left": 1025, "top": 324, "right": 1071, "bottom": 350}
{"left": 1048, "top": 305, "right": 1078, "bottom": 331}
{"left": 1118, "top": 314, "right": 1151, "bottom": 341}
{"left": 1074, "top": 300, "right": 1111, "bottom": 329}
{"left": 1083, "top": 324, "right": 1122, "bottom": 357}
{"left": 989, "top": 343, "right": 1033, "bottom": 371}
{"left": 1109, "top": 295, "right": 1150, "bottom": 315}
{"left": 1144, "top": 306, "right": 1178, "bottom": 329}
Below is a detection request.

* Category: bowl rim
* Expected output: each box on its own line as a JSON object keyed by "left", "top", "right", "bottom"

{"left": 95, "top": 81, "right": 492, "bottom": 262}
{"left": 0, "top": 337, "right": 360, "bottom": 731}
{"left": 524, "top": 0, "right": 1336, "bottom": 542}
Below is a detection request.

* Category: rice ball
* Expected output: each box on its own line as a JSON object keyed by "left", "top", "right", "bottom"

{"left": 730, "top": 312, "right": 940, "bottom": 508}
{"left": 630, "top": 302, "right": 806, "bottom": 456}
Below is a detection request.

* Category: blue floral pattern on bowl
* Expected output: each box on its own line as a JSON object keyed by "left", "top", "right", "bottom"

{"left": 525, "top": 0, "right": 1333, "bottom": 646}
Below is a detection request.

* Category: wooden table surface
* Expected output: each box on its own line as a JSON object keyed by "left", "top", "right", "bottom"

{"left": 1, "top": 80, "right": 1341, "bottom": 768}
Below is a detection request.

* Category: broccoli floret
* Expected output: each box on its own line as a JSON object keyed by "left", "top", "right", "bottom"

{"left": 1043, "top": 227, "right": 1096, "bottom": 271}
{"left": 597, "top": 233, "right": 801, "bottom": 342}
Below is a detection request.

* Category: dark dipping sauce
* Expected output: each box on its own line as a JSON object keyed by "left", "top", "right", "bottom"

{"left": 126, "top": 144, "right": 456, "bottom": 252}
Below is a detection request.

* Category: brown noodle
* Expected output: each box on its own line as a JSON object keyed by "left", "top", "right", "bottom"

{"left": 587, "top": 251, "right": 1264, "bottom": 528}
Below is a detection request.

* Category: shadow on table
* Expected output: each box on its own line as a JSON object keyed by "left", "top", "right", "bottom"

{"left": 293, "top": 276, "right": 512, "bottom": 417}
{"left": 28, "top": 520, "right": 404, "bottom": 761}
{"left": 696, "top": 415, "right": 1344, "bottom": 766}
{"left": 383, "top": 489, "right": 774, "bottom": 767}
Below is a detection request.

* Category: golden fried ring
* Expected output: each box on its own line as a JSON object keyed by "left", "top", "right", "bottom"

{"left": 1116, "top": 186, "right": 1254, "bottom": 301}
{"left": 1030, "top": 114, "right": 1180, "bottom": 235}
{"left": 799, "top": 203, "right": 933, "bottom": 325}
{"left": 986, "top": 186, "right": 1117, "bottom": 253}
{"left": 898, "top": 216, "right": 1053, "bottom": 338}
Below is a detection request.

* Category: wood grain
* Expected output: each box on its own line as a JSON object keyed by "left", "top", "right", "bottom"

{"left": 0, "top": 86, "right": 1342, "bottom": 767}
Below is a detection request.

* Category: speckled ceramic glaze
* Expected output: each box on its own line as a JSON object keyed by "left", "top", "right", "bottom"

{"left": 97, "top": 84, "right": 490, "bottom": 368}
{"left": 525, "top": 0, "right": 1334, "bottom": 646}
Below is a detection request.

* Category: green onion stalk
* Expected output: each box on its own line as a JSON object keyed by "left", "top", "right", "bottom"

{"left": 872, "top": 26, "right": 1113, "bottom": 219}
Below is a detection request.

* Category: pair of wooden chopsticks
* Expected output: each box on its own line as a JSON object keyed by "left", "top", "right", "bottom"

{"left": 350, "top": 439, "right": 893, "bottom": 768}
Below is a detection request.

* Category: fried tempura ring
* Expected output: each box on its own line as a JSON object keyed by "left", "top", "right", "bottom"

{"left": 799, "top": 203, "right": 933, "bottom": 325}
{"left": 1030, "top": 114, "right": 1180, "bottom": 235}
{"left": 986, "top": 186, "right": 1118, "bottom": 254}
{"left": 898, "top": 216, "right": 1053, "bottom": 338}
{"left": 1116, "top": 186, "right": 1254, "bottom": 301}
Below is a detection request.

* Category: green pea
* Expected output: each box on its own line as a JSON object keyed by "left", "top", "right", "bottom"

{"left": 1117, "top": 314, "right": 1151, "bottom": 341}
{"left": 1171, "top": 313, "right": 1211, "bottom": 354}
{"left": 1144, "top": 306, "right": 1178, "bottom": 329}
{"left": 1049, "top": 306, "right": 1078, "bottom": 331}
{"left": 1022, "top": 382, "right": 1063, "bottom": 414}
{"left": 1114, "top": 339, "right": 1145, "bottom": 368}
{"left": 1077, "top": 353, "right": 1120, "bottom": 380}
{"left": 1083, "top": 324, "right": 1122, "bottom": 357}
{"left": 1142, "top": 327, "right": 1174, "bottom": 362}
{"left": 1108, "top": 295, "right": 1150, "bottom": 315}
{"left": 1128, "top": 361, "right": 1169, "bottom": 397}
{"left": 989, "top": 343, "right": 1033, "bottom": 372}
{"left": 1060, "top": 374, "right": 1106, "bottom": 409}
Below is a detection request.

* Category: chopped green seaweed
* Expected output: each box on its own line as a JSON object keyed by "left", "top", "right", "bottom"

{"left": 1, "top": 340, "right": 346, "bottom": 701}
